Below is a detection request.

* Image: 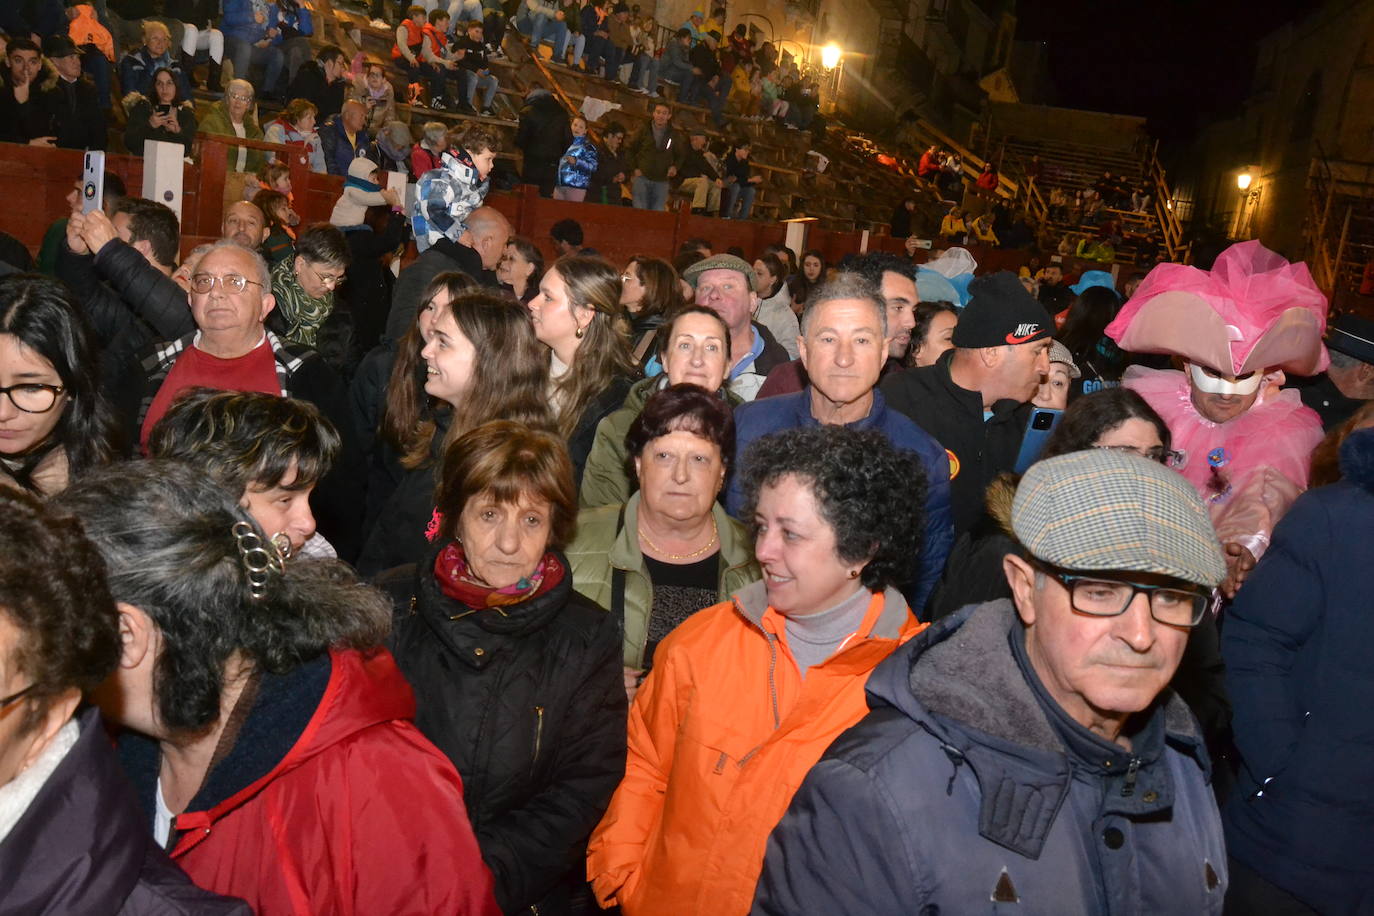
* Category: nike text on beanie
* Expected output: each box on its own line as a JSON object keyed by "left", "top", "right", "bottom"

{"left": 950, "top": 270, "right": 1055, "bottom": 348}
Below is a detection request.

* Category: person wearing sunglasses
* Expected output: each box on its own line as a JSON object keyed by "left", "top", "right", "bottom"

{"left": 115, "top": 239, "right": 365, "bottom": 560}
{"left": 756, "top": 449, "right": 1230, "bottom": 914}
{"left": 0, "top": 488, "right": 251, "bottom": 914}
{"left": 0, "top": 274, "right": 120, "bottom": 496}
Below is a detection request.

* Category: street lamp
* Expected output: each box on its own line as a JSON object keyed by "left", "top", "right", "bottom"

{"left": 820, "top": 42, "right": 842, "bottom": 69}
{"left": 1236, "top": 170, "right": 1253, "bottom": 191}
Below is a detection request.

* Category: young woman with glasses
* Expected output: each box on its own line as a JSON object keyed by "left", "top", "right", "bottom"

{"left": 0, "top": 275, "right": 120, "bottom": 496}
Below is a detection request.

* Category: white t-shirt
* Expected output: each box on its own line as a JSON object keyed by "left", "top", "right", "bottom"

{"left": 154, "top": 779, "right": 175, "bottom": 847}
{"left": 232, "top": 122, "right": 247, "bottom": 173}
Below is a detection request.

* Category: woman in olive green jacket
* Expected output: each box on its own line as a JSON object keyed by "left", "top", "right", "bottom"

{"left": 568, "top": 385, "right": 760, "bottom": 699}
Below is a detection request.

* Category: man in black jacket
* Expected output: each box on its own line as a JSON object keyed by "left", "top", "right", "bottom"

{"left": 42, "top": 36, "right": 107, "bottom": 151}
{"left": 677, "top": 129, "right": 723, "bottom": 215}
{"left": 585, "top": 121, "right": 629, "bottom": 205}
{"left": 515, "top": 87, "right": 571, "bottom": 197}
{"left": 286, "top": 45, "right": 348, "bottom": 121}
{"left": 881, "top": 271, "right": 1053, "bottom": 532}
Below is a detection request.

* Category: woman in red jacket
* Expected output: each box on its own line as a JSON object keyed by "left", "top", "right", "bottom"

{"left": 53, "top": 459, "right": 500, "bottom": 916}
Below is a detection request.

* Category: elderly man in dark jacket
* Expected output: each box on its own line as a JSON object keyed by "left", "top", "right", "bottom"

{"left": 1221, "top": 427, "right": 1374, "bottom": 915}
{"left": 755, "top": 449, "right": 1230, "bottom": 915}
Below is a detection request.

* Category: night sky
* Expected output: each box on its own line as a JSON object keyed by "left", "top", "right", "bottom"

{"left": 1015, "top": 0, "right": 1307, "bottom": 145}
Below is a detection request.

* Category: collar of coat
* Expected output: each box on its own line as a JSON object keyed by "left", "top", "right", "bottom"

{"left": 873, "top": 599, "right": 1208, "bottom": 859}
{"left": 1339, "top": 426, "right": 1374, "bottom": 492}
{"left": 731, "top": 579, "right": 912, "bottom": 643}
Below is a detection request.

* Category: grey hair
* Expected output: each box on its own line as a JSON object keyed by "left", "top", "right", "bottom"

{"left": 800, "top": 273, "right": 888, "bottom": 338}
{"left": 422, "top": 121, "right": 447, "bottom": 146}
{"left": 225, "top": 78, "right": 254, "bottom": 100}
{"left": 208, "top": 238, "right": 271, "bottom": 291}
{"left": 51, "top": 461, "right": 391, "bottom": 735}
{"left": 383, "top": 120, "right": 413, "bottom": 147}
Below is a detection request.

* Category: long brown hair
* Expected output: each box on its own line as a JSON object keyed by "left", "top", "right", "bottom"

{"left": 626, "top": 255, "right": 681, "bottom": 319}
{"left": 380, "top": 272, "right": 474, "bottom": 468}
{"left": 549, "top": 256, "right": 636, "bottom": 438}
{"left": 1310, "top": 400, "right": 1374, "bottom": 488}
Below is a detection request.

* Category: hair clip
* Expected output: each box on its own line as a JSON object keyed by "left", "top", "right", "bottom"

{"left": 232, "top": 520, "right": 286, "bottom": 600}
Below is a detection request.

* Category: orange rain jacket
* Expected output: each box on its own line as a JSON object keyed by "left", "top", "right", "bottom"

{"left": 586, "top": 580, "right": 923, "bottom": 915}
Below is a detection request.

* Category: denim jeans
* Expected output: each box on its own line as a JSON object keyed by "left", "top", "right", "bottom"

{"left": 569, "top": 32, "right": 585, "bottom": 65}
{"left": 224, "top": 37, "right": 284, "bottom": 94}
{"left": 723, "top": 182, "right": 756, "bottom": 219}
{"left": 520, "top": 11, "right": 569, "bottom": 60}
{"left": 698, "top": 76, "right": 729, "bottom": 126}
{"left": 446, "top": 0, "right": 482, "bottom": 30}
{"left": 407, "top": 59, "right": 447, "bottom": 102}
{"left": 462, "top": 69, "right": 499, "bottom": 109}
{"left": 634, "top": 53, "right": 659, "bottom": 93}
{"left": 583, "top": 33, "right": 610, "bottom": 74}
{"left": 632, "top": 176, "right": 669, "bottom": 211}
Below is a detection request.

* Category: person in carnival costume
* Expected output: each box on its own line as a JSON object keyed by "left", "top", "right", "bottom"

{"left": 1104, "top": 240, "right": 1327, "bottom": 596}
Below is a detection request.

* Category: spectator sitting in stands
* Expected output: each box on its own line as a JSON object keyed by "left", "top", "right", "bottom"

{"left": 660, "top": 27, "right": 692, "bottom": 85}
{"left": 287, "top": 44, "right": 348, "bottom": 122}
{"left": 255, "top": 189, "right": 297, "bottom": 264}
{"left": 319, "top": 99, "right": 371, "bottom": 176}
{"left": 123, "top": 65, "right": 197, "bottom": 156}
{"left": 557, "top": 0, "right": 586, "bottom": 68}
{"left": 365, "top": 119, "right": 414, "bottom": 173}
{"left": 331, "top": 158, "right": 403, "bottom": 230}
{"left": 455, "top": 19, "right": 499, "bottom": 115}
{"left": 722, "top": 138, "right": 763, "bottom": 220}
{"left": 163, "top": 0, "right": 225, "bottom": 92}
{"left": 679, "top": 9, "right": 705, "bottom": 42}
{"left": 410, "top": 120, "right": 449, "bottom": 178}
{"left": 42, "top": 35, "right": 107, "bottom": 152}
{"left": 516, "top": 86, "right": 572, "bottom": 197}
{"left": 550, "top": 218, "right": 589, "bottom": 256}
{"left": 968, "top": 211, "right": 998, "bottom": 246}
{"left": 627, "top": 100, "right": 684, "bottom": 211}
{"left": 586, "top": 120, "right": 630, "bottom": 205}
{"left": 412, "top": 123, "right": 498, "bottom": 252}
{"left": 67, "top": 2, "right": 116, "bottom": 110}
{"left": 271, "top": 0, "right": 317, "bottom": 93}
{"left": 782, "top": 78, "right": 819, "bottom": 132}
{"left": 580, "top": 0, "right": 612, "bottom": 78}
{"left": 518, "top": 0, "right": 570, "bottom": 67}
{"left": 917, "top": 144, "right": 941, "bottom": 180}
{"left": 683, "top": 30, "right": 728, "bottom": 127}
{"left": 264, "top": 98, "right": 327, "bottom": 174}
{"left": 0, "top": 39, "right": 52, "bottom": 147}
{"left": 940, "top": 206, "right": 967, "bottom": 244}
{"left": 555, "top": 116, "right": 598, "bottom": 202}
{"left": 243, "top": 162, "right": 299, "bottom": 225}
{"left": 391, "top": 6, "right": 445, "bottom": 110}
{"left": 268, "top": 223, "right": 351, "bottom": 349}
{"left": 1076, "top": 235, "right": 1115, "bottom": 263}
{"left": 890, "top": 197, "right": 917, "bottom": 238}
{"left": 221, "top": 200, "right": 271, "bottom": 251}
{"left": 222, "top": 0, "right": 285, "bottom": 99}
{"left": 349, "top": 60, "right": 399, "bottom": 131}
{"left": 117, "top": 20, "right": 191, "bottom": 101}
{"left": 629, "top": 15, "right": 661, "bottom": 96}
{"left": 975, "top": 161, "right": 998, "bottom": 193}
{"left": 200, "top": 78, "right": 266, "bottom": 173}
{"left": 604, "top": 3, "right": 632, "bottom": 84}
{"left": 1132, "top": 183, "right": 1153, "bottom": 213}
{"left": 678, "top": 129, "right": 724, "bottom": 216}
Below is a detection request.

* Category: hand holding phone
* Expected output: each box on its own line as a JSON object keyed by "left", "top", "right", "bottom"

{"left": 81, "top": 151, "right": 106, "bottom": 214}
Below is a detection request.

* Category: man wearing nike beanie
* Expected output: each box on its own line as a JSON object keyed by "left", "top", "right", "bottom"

{"left": 882, "top": 271, "right": 1053, "bottom": 535}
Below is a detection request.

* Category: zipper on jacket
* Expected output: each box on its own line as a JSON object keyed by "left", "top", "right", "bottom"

{"left": 764, "top": 632, "right": 781, "bottom": 730}
{"left": 531, "top": 706, "right": 545, "bottom": 770}
{"left": 1121, "top": 757, "right": 1140, "bottom": 797}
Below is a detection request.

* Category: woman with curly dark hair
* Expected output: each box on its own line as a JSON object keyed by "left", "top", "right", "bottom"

{"left": 53, "top": 461, "right": 500, "bottom": 915}
{"left": 587, "top": 425, "right": 926, "bottom": 914}
{"left": 0, "top": 274, "right": 121, "bottom": 496}
{"left": 0, "top": 488, "right": 248, "bottom": 913}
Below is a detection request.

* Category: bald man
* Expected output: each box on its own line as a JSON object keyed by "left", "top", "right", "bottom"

{"left": 321, "top": 99, "right": 372, "bottom": 176}
{"left": 222, "top": 201, "right": 270, "bottom": 251}
{"left": 383, "top": 205, "right": 512, "bottom": 344}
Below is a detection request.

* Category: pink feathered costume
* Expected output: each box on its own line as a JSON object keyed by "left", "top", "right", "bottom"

{"left": 1104, "top": 241, "right": 1328, "bottom": 556}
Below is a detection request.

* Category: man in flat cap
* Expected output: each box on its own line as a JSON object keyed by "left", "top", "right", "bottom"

{"left": 882, "top": 270, "right": 1053, "bottom": 533}
{"left": 754, "top": 449, "right": 1229, "bottom": 914}
{"left": 1289, "top": 313, "right": 1374, "bottom": 431}
{"left": 678, "top": 253, "right": 790, "bottom": 401}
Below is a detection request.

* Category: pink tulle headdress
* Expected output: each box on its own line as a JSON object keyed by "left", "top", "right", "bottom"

{"left": 1105, "top": 240, "right": 1329, "bottom": 376}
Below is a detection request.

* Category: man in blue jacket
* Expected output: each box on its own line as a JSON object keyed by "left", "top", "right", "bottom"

{"left": 754, "top": 449, "right": 1230, "bottom": 915}
{"left": 727, "top": 273, "right": 953, "bottom": 614}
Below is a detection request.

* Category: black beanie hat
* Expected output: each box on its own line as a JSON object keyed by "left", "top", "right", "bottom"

{"left": 951, "top": 271, "right": 1054, "bottom": 348}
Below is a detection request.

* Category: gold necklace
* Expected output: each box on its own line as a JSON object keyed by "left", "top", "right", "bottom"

{"left": 638, "top": 516, "right": 719, "bottom": 560}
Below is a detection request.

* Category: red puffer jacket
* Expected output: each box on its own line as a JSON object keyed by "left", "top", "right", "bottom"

{"left": 120, "top": 648, "right": 500, "bottom": 916}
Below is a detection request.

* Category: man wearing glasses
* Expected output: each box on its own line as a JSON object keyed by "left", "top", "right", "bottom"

{"left": 115, "top": 239, "right": 363, "bottom": 558}
{"left": 755, "top": 449, "right": 1229, "bottom": 914}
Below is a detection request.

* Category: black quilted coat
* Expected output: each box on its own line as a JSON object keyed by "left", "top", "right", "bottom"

{"left": 387, "top": 538, "right": 628, "bottom": 915}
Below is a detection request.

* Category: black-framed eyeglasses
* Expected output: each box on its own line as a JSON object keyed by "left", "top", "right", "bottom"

{"left": 1034, "top": 560, "right": 1211, "bottom": 628}
{"left": 190, "top": 273, "right": 263, "bottom": 295}
{"left": 0, "top": 683, "right": 35, "bottom": 710}
{"left": 0, "top": 383, "right": 65, "bottom": 414}
{"left": 1095, "top": 444, "right": 1184, "bottom": 469}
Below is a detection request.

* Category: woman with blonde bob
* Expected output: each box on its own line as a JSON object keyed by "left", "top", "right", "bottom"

{"left": 387, "top": 421, "right": 626, "bottom": 914}
{"left": 360, "top": 280, "right": 554, "bottom": 573}
{"left": 528, "top": 256, "right": 638, "bottom": 485}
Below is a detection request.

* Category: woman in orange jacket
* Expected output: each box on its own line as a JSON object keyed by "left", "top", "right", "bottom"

{"left": 587, "top": 425, "right": 929, "bottom": 915}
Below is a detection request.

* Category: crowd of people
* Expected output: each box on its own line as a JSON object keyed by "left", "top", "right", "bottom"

{"left": 2, "top": 4, "right": 1374, "bottom": 916}
{"left": 1, "top": 105, "right": 1373, "bottom": 910}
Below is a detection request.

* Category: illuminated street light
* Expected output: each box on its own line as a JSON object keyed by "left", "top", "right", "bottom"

{"left": 821, "top": 43, "right": 842, "bottom": 69}
{"left": 1236, "top": 171, "right": 1253, "bottom": 191}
